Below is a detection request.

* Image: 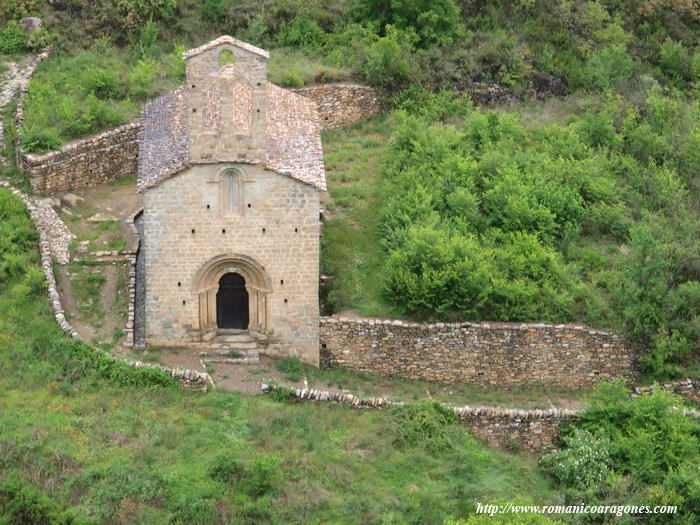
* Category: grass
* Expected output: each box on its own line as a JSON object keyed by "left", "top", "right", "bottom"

{"left": 69, "top": 266, "right": 106, "bottom": 323}
{"left": 20, "top": 42, "right": 184, "bottom": 152}
{"left": 320, "top": 115, "right": 396, "bottom": 317}
{"left": 267, "top": 47, "right": 353, "bottom": 87}
{"left": 0, "top": 187, "right": 562, "bottom": 522}
{"left": 274, "top": 358, "right": 587, "bottom": 409}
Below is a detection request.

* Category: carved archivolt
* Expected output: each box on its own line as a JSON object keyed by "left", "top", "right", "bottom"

{"left": 193, "top": 254, "right": 271, "bottom": 333}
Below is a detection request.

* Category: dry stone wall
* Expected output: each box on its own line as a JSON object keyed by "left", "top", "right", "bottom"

{"left": 261, "top": 384, "right": 577, "bottom": 453}
{"left": 11, "top": 48, "right": 139, "bottom": 194}
{"left": 16, "top": 122, "right": 140, "bottom": 194}
{"left": 320, "top": 317, "right": 639, "bottom": 388}
{"left": 291, "top": 83, "right": 384, "bottom": 130}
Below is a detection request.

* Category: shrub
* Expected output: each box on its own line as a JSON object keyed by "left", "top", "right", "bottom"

{"left": 277, "top": 16, "right": 326, "bottom": 50}
{"left": 587, "top": 44, "right": 634, "bottom": 90}
{"left": 1, "top": 0, "right": 40, "bottom": 21}
{"left": 209, "top": 450, "right": 282, "bottom": 498}
{"left": 362, "top": 25, "right": 416, "bottom": 87}
{"left": 384, "top": 400, "right": 457, "bottom": 450}
{"left": 274, "top": 357, "right": 308, "bottom": 382}
{"left": 353, "top": 0, "right": 460, "bottom": 47}
{"left": 577, "top": 381, "right": 700, "bottom": 485}
{"left": 0, "top": 474, "right": 66, "bottom": 525}
{"left": 49, "top": 337, "right": 175, "bottom": 388}
{"left": 658, "top": 38, "right": 689, "bottom": 81}
{"left": 208, "top": 451, "right": 246, "bottom": 484}
{"left": 382, "top": 226, "right": 493, "bottom": 318}
{"left": 0, "top": 21, "right": 28, "bottom": 54}
{"left": 540, "top": 429, "right": 612, "bottom": 492}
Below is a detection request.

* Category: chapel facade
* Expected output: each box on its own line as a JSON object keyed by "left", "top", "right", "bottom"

{"left": 137, "top": 36, "right": 326, "bottom": 365}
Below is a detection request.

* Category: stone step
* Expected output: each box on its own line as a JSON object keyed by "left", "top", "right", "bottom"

{"left": 213, "top": 335, "right": 256, "bottom": 344}
{"left": 210, "top": 348, "right": 259, "bottom": 358}
{"left": 205, "top": 356, "right": 260, "bottom": 366}
{"left": 212, "top": 339, "right": 258, "bottom": 350}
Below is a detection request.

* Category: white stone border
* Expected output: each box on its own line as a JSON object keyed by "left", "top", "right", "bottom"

{"left": 261, "top": 383, "right": 698, "bottom": 418}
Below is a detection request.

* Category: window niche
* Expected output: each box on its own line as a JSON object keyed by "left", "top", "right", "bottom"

{"left": 219, "top": 49, "right": 236, "bottom": 68}
{"left": 219, "top": 168, "right": 244, "bottom": 217}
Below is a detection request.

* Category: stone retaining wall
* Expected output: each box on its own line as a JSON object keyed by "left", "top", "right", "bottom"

{"left": 320, "top": 317, "right": 639, "bottom": 388}
{"left": 261, "top": 384, "right": 577, "bottom": 452}
{"left": 16, "top": 121, "right": 140, "bottom": 194}
{"left": 291, "top": 83, "right": 384, "bottom": 130}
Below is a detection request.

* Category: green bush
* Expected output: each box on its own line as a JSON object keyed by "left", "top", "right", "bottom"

{"left": 587, "top": 44, "right": 635, "bottom": 90}
{"left": 0, "top": 474, "right": 68, "bottom": 525}
{"left": 658, "top": 38, "right": 689, "bottom": 81}
{"left": 0, "top": 0, "right": 40, "bottom": 21}
{"left": 209, "top": 451, "right": 282, "bottom": 498}
{"left": 382, "top": 226, "right": 492, "bottom": 317}
{"left": 277, "top": 16, "right": 326, "bottom": 50}
{"left": 362, "top": 25, "right": 416, "bottom": 87}
{"left": 547, "top": 381, "right": 700, "bottom": 520}
{"left": 384, "top": 400, "right": 457, "bottom": 450}
{"left": 0, "top": 21, "right": 28, "bottom": 54}
{"left": 353, "top": 0, "right": 460, "bottom": 47}
{"left": 540, "top": 429, "right": 612, "bottom": 492}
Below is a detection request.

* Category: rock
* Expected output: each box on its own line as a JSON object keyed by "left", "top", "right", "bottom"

{"left": 76, "top": 241, "right": 90, "bottom": 255}
{"left": 20, "top": 17, "right": 42, "bottom": 34}
{"left": 87, "top": 212, "right": 117, "bottom": 223}
{"left": 61, "top": 192, "right": 84, "bottom": 208}
{"left": 42, "top": 197, "right": 61, "bottom": 209}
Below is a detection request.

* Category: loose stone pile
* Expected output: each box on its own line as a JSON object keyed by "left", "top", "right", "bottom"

{"left": 125, "top": 359, "right": 211, "bottom": 390}
{"left": 261, "top": 381, "right": 697, "bottom": 452}
{"left": 31, "top": 197, "right": 74, "bottom": 264}
{"left": 0, "top": 54, "right": 45, "bottom": 166}
{"left": 634, "top": 378, "right": 699, "bottom": 406}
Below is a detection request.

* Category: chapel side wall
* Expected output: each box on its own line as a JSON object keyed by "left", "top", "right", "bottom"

{"left": 319, "top": 318, "right": 639, "bottom": 388}
{"left": 142, "top": 164, "right": 320, "bottom": 364}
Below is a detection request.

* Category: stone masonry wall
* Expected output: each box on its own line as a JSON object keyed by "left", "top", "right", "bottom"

{"left": 16, "top": 121, "right": 140, "bottom": 194}
{"left": 291, "top": 83, "right": 384, "bottom": 130}
{"left": 320, "top": 317, "right": 639, "bottom": 388}
{"left": 142, "top": 163, "right": 320, "bottom": 364}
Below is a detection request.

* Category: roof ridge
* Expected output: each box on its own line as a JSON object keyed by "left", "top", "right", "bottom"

{"left": 183, "top": 36, "right": 270, "bottom": 60}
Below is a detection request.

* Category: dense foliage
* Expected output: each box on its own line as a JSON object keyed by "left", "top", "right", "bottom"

{"left": 2, "top": 0, "right": 700, "bottom": 149}
{"left": 541, "top": 381, "right": 700, "bottom": 523}
{"left": 367, "top": 89, "right": 700, "bottom": 376}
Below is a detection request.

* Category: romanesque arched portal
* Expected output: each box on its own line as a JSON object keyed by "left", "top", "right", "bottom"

{"left": 192, "top": 254, "right": 271, "bottom": 336}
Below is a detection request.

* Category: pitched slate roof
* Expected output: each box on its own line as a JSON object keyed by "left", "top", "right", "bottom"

{"left": 138, "top": 76, "right": 326, "bottom": 191}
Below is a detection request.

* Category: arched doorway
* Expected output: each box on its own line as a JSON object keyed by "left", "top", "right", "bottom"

{"left": 192, "top": 254, "right": 271, "bottom": 339}
{"left": 216, "top": 273, "right": 249, "bottom": 329}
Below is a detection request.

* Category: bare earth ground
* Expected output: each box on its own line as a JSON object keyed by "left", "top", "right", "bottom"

{"left": 54, "top": 177, "right": 141, "bottom": 345}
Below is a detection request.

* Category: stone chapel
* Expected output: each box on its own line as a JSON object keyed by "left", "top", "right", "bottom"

{"left": 137, "top": 36, "right": 326, "bottom": 365}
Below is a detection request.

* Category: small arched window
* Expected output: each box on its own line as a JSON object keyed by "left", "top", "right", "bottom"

{"left": 219, "top": 49, "right": 236, "bottom": 69}
{"left": 220, "top": 169, "right": 242, "bottom": 216}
